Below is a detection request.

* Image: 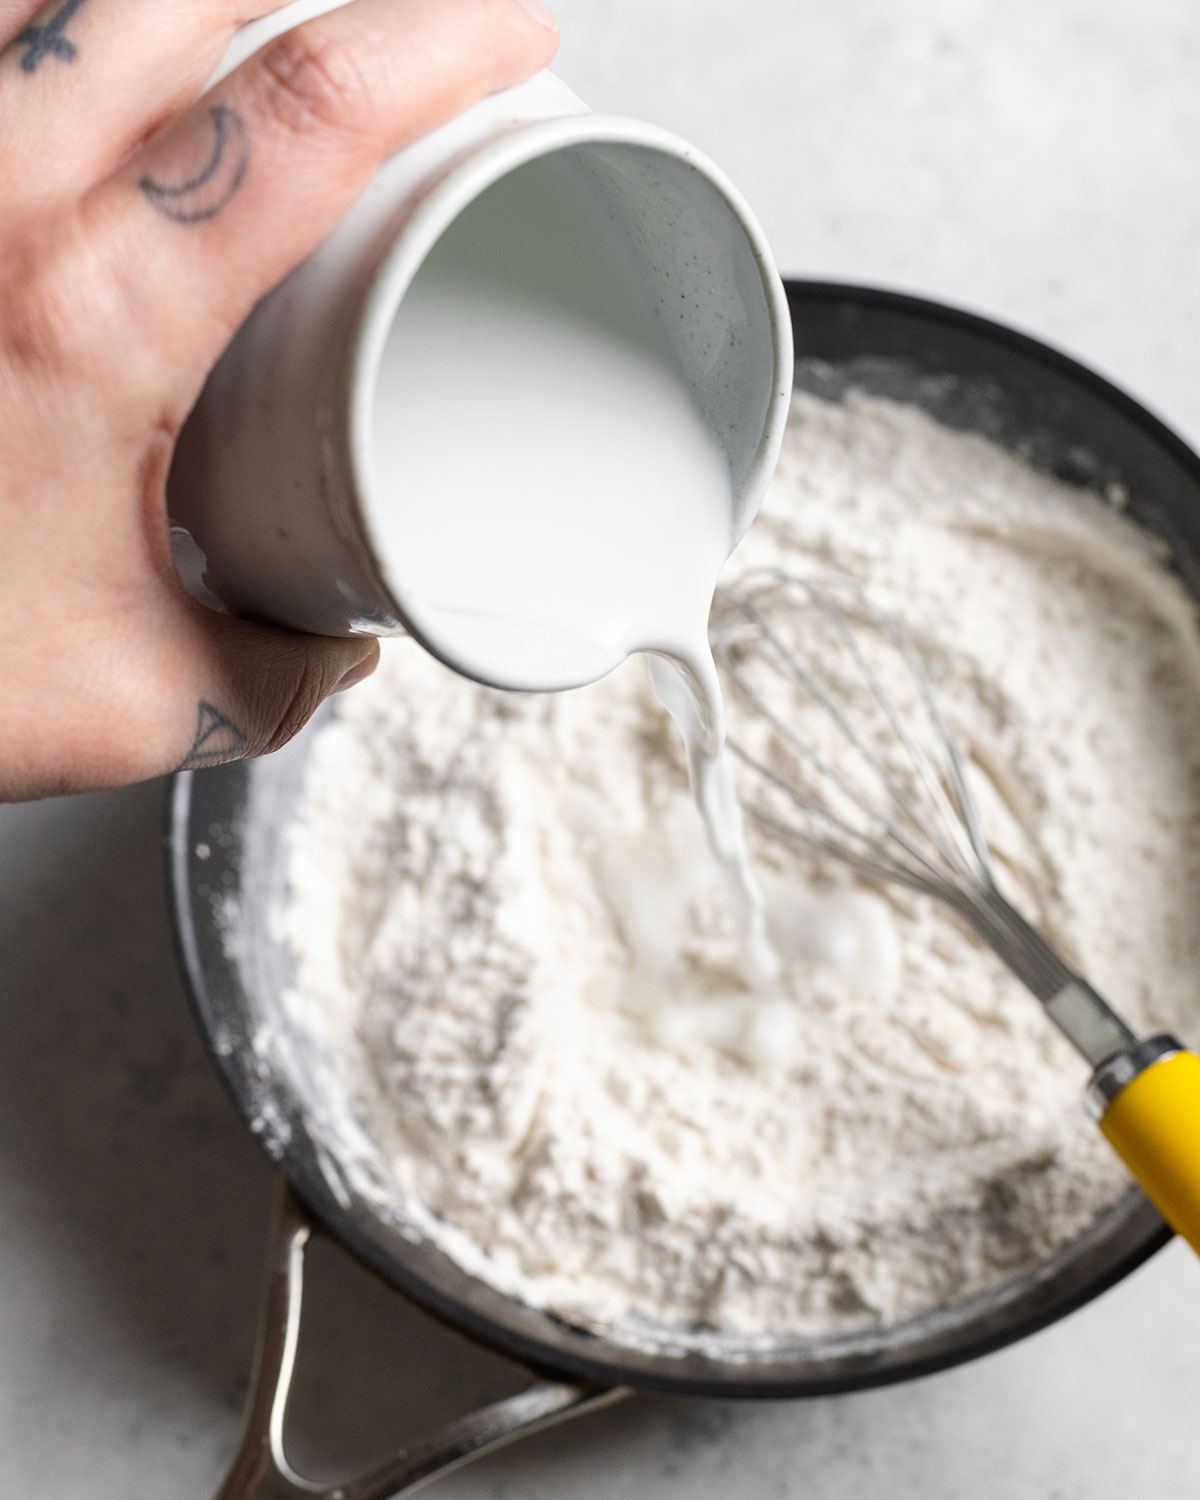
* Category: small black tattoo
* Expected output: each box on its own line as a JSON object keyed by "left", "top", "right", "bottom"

{"left": 174, "top": 701, "right": 250, "bottom": 771}
{"left": 139, "top": 105, "right": 249, "bottom": 225}
{"left": 16, "top": 0, "right": 89, "bottom": 71}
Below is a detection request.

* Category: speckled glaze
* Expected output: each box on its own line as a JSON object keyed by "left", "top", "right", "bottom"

{"left": 166, "top": 70, "right": 792, "bottom": 689}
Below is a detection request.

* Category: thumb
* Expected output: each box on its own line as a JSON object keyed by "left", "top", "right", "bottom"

{"left": 163, "top": 603, "right": 381, "bottom": 772}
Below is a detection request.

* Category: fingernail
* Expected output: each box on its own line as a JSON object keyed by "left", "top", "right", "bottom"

{"left": 333, "top": 654, "right": 378, "bottom": 694}
{"left": 513, "top": 0, "right": 558, "bottom": 30}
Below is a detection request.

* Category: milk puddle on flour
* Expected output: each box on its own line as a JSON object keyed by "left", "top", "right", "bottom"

{"left": 367, "top": 149, "right": 774, "bottom": 973}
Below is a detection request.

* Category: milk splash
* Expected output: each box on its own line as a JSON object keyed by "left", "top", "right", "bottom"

{"left": 646, "top": 652, "right": 778, "bottom": 984}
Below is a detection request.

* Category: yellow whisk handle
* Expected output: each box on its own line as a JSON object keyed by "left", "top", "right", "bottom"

{"left": 1092, "top": 1042, "right": 1200, "bottom": 1256}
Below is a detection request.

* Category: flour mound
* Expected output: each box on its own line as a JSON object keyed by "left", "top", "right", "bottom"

{"left": 283, "top": 392, "right": 1200, "bottom": 1339}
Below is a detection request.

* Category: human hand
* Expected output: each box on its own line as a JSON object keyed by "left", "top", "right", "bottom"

{"left": 0, "top": 0, "right": 558, "bottom": 800}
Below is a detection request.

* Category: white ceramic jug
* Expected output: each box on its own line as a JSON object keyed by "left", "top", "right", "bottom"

{"left": 167, "top": 71, "right": 793, "bottom": 691}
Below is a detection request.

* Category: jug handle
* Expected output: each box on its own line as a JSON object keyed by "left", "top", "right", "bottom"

{"left": 213, "top": 1182, "right": 628, "bottom": 1500}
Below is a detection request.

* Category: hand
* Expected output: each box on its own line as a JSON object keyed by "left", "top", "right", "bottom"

{"left": 0, "top": 0, "right": 558, "bottom": 801}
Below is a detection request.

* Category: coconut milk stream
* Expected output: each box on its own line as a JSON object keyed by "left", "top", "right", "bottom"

{"left": 367, "top": 153, "right": 770, "bottom": 964}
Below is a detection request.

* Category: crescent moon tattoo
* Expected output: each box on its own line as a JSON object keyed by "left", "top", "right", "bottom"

{"left": 139, "top": 105, "right": 250, "bottom": 225}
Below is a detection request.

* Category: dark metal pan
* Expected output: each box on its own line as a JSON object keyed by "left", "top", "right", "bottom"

{"left": 167, "top": 279, "right": 1198, "bottom": 1499}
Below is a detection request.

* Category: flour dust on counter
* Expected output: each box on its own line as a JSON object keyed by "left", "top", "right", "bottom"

{"left": 279, "top": 390, "right": 1200, "bottom": 1344}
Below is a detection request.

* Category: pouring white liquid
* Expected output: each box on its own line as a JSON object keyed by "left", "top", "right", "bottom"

{"left": 367, "top": 150, "right": 773, "bottom": 971}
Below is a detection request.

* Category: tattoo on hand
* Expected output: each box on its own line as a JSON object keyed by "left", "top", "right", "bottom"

{"left": 16, "top": 0, "right": 90, "bottom": 71}
{"left": 174, "top": 700, "right": 251, "bottom": 772}
{"left": 139, "top": 105, "right": 250, "bottom": 225}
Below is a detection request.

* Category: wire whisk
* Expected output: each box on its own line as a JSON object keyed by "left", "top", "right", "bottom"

{"left": 710, "top": 567, "right": 1200, "bottom": 1256}
{"left": 711, "top": 568, "right": 1136, "bottom": 1069}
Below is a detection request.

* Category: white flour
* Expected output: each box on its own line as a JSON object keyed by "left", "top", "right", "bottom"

{"left": 281, "top": 390, "right": 1200, "bottom": 1339}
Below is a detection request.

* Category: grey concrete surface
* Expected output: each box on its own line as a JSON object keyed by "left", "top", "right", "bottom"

{"left": 3, "top": 1, "right": 1200, "bottom": 1495}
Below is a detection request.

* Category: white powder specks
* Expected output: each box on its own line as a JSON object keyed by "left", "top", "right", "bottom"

{"left": 282, "top": 391, "right": 1200, "bottom": 1341}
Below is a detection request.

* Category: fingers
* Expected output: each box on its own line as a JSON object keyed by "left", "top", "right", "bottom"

{"left": 151, "top": 603, "right": 382, "bottom": 777}
{"left": 89, "top": 0, "right": 557, "bottom": 396}
{"left": 0, "top": 578, "right": 380, "bottom": 799}
{"left": 0, "top": 0, "right": 290, "bottom": 209}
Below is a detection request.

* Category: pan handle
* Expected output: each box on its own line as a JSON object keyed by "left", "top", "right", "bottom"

{"left": 213, "top": 1183, "right": 628, "bottom": 1500}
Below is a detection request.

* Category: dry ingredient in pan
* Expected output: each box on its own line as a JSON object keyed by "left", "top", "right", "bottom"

{"left": 281, "top": 390, "right": 1200, "bottom": 1342}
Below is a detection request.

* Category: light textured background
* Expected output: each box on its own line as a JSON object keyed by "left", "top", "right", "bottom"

{"left": 3, "top": 1, "right": 1200, "bottom": 1496}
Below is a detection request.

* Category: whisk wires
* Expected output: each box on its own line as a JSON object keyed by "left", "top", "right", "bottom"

{"left": 712, "top": 570, "right": 1135, "bottom": 1065}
